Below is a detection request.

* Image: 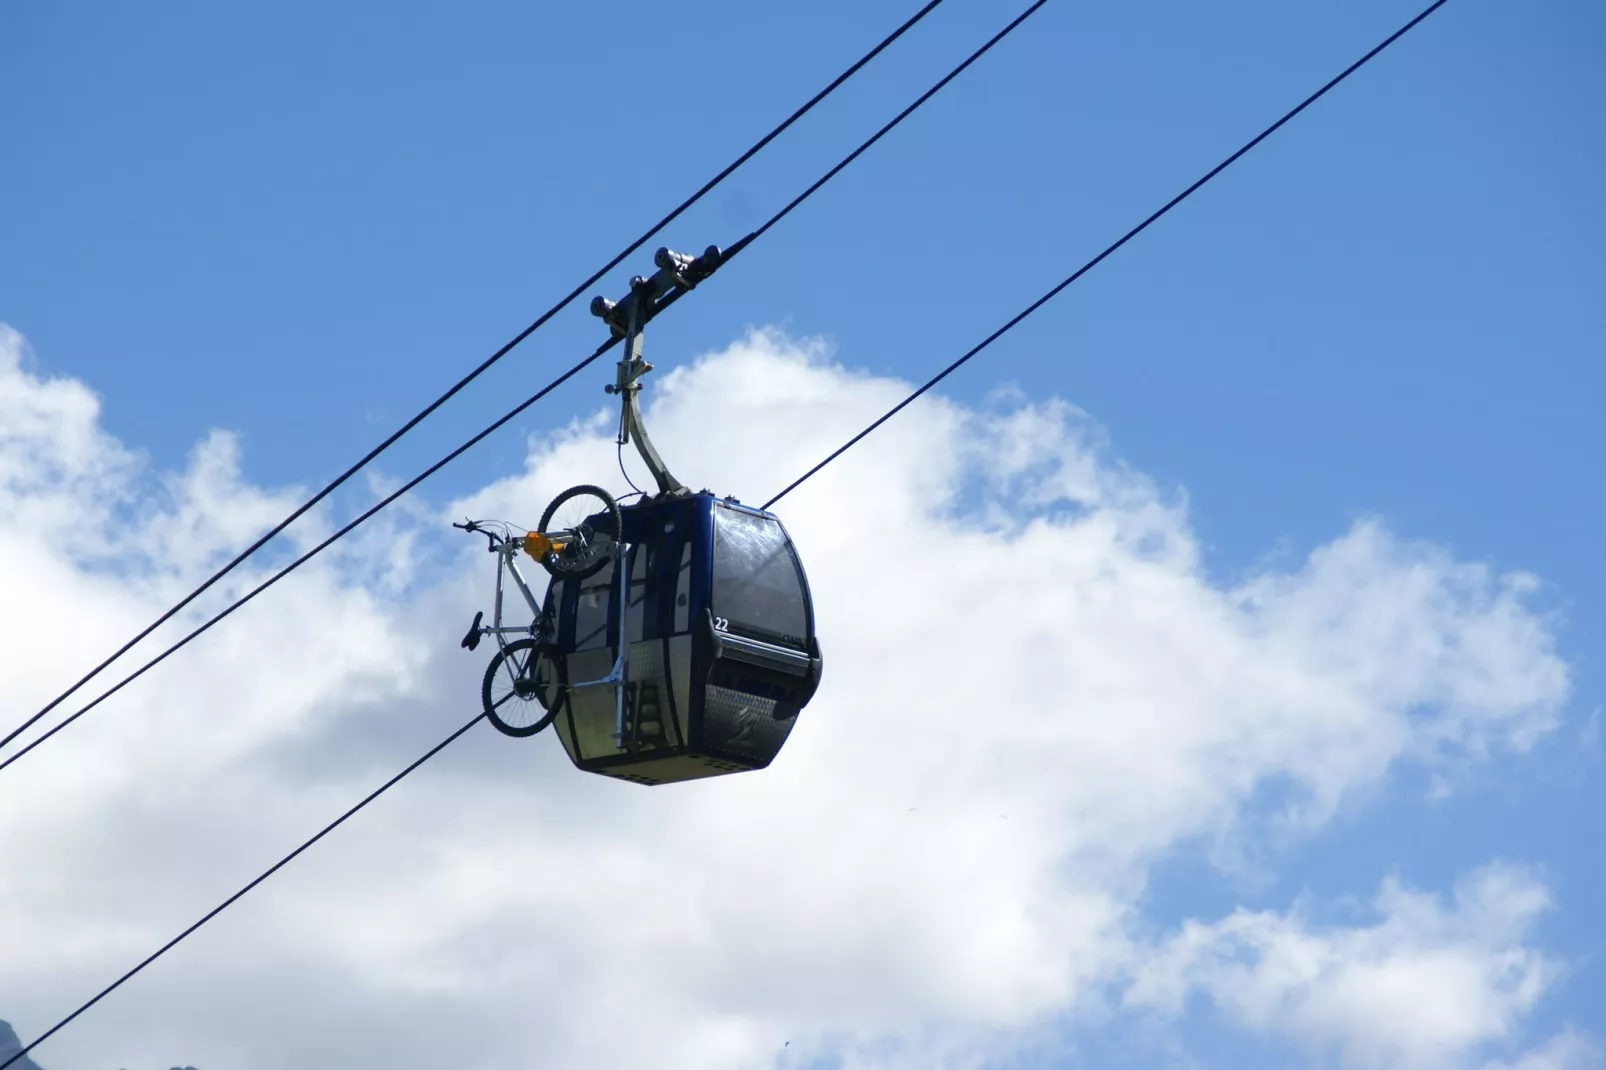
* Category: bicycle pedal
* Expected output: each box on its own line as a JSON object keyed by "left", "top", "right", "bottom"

{"left": 461, "top": 610, "right": 484, "bottom": 651}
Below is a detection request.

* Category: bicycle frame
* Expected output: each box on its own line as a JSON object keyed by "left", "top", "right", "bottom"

{"left": 484, "top": 538, "right": 548, "bottom": 651}
{"left": 473, "top": 528, "right": 632, "bottom": 744}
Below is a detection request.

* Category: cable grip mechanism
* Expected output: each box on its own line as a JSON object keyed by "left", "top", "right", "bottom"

{"left": 588, "top": 246, "right": 723, "bottom": 499}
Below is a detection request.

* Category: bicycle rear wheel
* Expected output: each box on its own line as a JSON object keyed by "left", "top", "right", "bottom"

{"left": 537, "top": 484, "right": 621, "bottom": 581}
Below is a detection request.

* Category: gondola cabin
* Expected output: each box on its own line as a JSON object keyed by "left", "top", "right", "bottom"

{"left": 542, "top": 492, "right": 822, "bottom": 785}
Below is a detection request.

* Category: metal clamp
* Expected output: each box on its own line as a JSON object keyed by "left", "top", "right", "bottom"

{"left": 589, "top": 246, "right": 724, "bottom": 499}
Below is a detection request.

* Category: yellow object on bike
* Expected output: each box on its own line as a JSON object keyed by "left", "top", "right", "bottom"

{"left": 523, "top": 532, "right": 559, "bottom": 560}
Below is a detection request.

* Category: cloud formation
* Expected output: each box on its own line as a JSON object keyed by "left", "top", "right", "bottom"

{"left": 1485, "top": 1030, "right": 1602, "bottom": 1070}
{"left": 1128, "top": 865, "right": 1557, "bottom": 1068}
{"left": 0, "top": 323, "right": 1581, "bottom": 1069}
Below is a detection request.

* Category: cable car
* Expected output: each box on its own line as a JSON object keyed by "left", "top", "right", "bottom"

{"left": 457, "top": 246, "right": 823, "bottom": 785}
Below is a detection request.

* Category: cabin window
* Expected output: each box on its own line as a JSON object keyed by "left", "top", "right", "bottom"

{"left": 624, "top": 544, "right": 650, "bottom": 643}
{"left": 711, "top": 505, "right": 807, "bottom": 643}
{"left": 572, "top": 559, "right": 614, "bottom": 651}
{"left": 673, "top": 541, "right": 692, "bottom": 634}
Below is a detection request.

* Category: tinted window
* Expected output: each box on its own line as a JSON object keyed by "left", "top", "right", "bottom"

{"left": 572, "top": 559, "right": 613, "bottom": 651}
{"left": 711, "top": 505, "right": 807, "bottom": 643}
{"left": 624, "top": 544, "right": 649, "bottom": 642}
{"left": 673, "top": 541, "right": 691, "bottom": 634}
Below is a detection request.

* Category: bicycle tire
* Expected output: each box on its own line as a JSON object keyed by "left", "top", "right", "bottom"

{"left": 482, "top": 638, "right": 563, "bottom": 738}
{"left": 537, "top": 484, "right": 622, "bottom": 581}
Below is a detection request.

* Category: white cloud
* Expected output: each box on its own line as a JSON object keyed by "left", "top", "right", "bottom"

{"left": 1126, "top": 864, "right": 1557, "bottom": 1069}
{"left": 1486, "top": 1029, "right": 1603, "bottom": 1070}
{"left": 0, "top": 323, "right": 1580, "bottom": 1070}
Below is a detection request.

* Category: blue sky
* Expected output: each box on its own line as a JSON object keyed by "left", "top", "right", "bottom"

{"left": 1, "top": 1, "right": 1602, "bottom": 1068}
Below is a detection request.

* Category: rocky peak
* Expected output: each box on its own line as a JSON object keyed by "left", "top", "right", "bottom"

{"left": 0, "top": 1021, "right": 44, "bottom": 1070}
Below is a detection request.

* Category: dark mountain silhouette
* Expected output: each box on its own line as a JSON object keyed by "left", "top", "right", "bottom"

{"left": 0, "top": 1021, "right": 44, "bottom": 1070}
{"left": 1, "top": 1019, "right": 197, "bottom": 1070}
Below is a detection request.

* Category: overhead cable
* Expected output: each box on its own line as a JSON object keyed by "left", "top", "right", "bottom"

{"left": 0, "top": 0, "right": 952, "bottom": 758}
{"left": 0, "top": 0, "right": 1052, "bottom": 779}
{"left": 0, "top": 713, "right": 488, "bottom": 1070}
{"left": 763, "top": 0, "right": 1453, "bottom": 511}
{"left": 0, "top": 13, "right": 1454, "bottom": 1062}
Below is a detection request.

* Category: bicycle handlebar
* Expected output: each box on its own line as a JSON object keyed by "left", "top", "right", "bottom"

{"left": 454, "top": 518, "right": 504, "bottom": 552}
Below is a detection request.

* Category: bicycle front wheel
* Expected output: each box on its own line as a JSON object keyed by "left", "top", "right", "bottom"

{"left": 482, "top": 638, "right": 563, "bottom": 738}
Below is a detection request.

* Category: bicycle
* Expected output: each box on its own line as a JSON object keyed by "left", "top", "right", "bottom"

{"left": 454, "top": 485, "right": 624, "bottom": 738}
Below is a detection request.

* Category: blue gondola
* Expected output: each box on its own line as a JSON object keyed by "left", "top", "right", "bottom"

{"left": 456, "top": 246, "right": 823, "bottom": 785}
{"left": 542, "top": 492, "right": 821, "bottom": 784}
